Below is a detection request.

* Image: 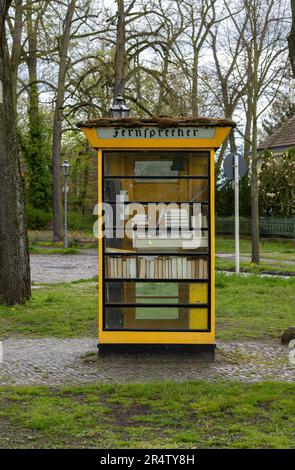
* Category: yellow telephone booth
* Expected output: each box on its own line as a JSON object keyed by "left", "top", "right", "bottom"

{"left": 78, "top": 117, "right": 234, "bottom": 357}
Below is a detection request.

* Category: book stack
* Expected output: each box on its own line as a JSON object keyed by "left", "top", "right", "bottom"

{"left": 106, "top": 256, "right": 208, "bottom": 279}
{"left": 106, "top": 257, "right": 137, "bottom": 279}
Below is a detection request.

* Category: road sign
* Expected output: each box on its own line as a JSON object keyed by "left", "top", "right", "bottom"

{"left": 223, "top": 154, "right": 247, "bottom": 180}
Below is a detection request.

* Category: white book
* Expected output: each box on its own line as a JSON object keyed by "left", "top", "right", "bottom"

{"left": 139, "top": 259, "right": 145, "bottom": 278}
{"left": 159, "top": 259, "right": 163, "bottom": 279}
{"left": 130, "top": 258, "right": 137, "bottom": 278}
{"left": 167, "top": 259, "right": 170, "bottom": 278}
{"left": 126, "top": 259, "right": 130, "bottom": 278}
{"left": 182, "top": 257, "right": 188, "bottom": 279}
{"left": 150, "top": 259, "right": 155, "bottom": 279}
{"left": 199, "top": 258, "right": 204, "bottom": 279}
{"left": 204, "top": 259, "right": 208, "bottom": 279}
{"left": 155, "top": 258, "right": 159, "bottom": 279}
{"left": 108, "top": 258, "right": 112, "bottom": 277}
{"left": 123, "top": 260, "right": 127, "bottom": 278}
{"left": 113, "top": 258, "right": 117, "bottom": 278}
{"left": 195, "top": 259, "right": 199, "bottom": 279}
{"left": 118, "top": 258, "right": 123, "bottom": 278}
{"left": 192, "top": 260, "right": 195, "bottom": 278}
{"left": 177, "top": 258, "right": 182, "bottom": 279}
{"left": 146, "top": 260, "right": 149, "bottom": 278}
{"left": 172, "top": 258, "right": 177, "bottom": 278}
{"left": 188, "top": 260, "right": 192, "bottom": 279}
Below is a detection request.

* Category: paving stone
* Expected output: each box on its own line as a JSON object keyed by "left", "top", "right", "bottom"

{"left": 0, "top": 338, "right": 294, "bottom": 386}
{"left": 30, "top": 251, "right": 97, "bottom": 284}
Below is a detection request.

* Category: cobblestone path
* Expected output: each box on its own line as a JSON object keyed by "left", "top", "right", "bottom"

{"left": 31, "top": 251, "right": 97, "bottom": 284}
{"left": 0, "top": 338, "right": 293, "bottom": 386}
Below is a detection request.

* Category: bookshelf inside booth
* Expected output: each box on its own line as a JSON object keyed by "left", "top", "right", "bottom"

{"left": 103, "top": 150, "right": 211, "bottom": 332}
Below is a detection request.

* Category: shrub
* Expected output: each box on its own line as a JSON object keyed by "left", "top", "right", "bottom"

{"left": 26, "top": 205, "right": 52, "bottom": 230}
{"left": 67, "top": 211, "right": 95, "bottom": 231}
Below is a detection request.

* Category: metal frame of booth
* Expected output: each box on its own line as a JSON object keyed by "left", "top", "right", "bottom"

{"left": 78, "top": 118, "right": 234, "bottom": 356}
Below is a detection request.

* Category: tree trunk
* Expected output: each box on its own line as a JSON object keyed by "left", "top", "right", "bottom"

{"left": 191, "top": 49, "right": 199, "bottom": 116}
{"left": 113, "top": 0, "right": 126, "bottom": 98}
{"left": 0, "top": 0, "right": 31, "bottom": 305}
{"left": 52, "top": 0, "right": 76, "bottom": 242}
{"left": 24, "top": 1, "right": 51, "bottom": 211}
{"left": 10, "top": 0, "right": 23, "bottom": 108}
{"left": 251, "top": 28, "right": 260, "bottom": 264}
{"left": 288, "top": 0, "right": 295, "bottom": 78}
{"left": 156, "top": 50, "right": 169, "bottom": 115}
{"left": 27, "top": 0, "right": 39, "bottom": 126}
{"left": 251, "top": 113, "right": 260, "bottom": 263}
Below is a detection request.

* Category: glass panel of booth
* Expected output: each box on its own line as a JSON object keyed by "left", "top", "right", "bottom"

{"left": 104, "top": 202, "right": 209, "bottom": 253}
{"left": 104, "top": 178, "right": 208, "bottom": 203}
{"left": 104, "top": 307, "right": 209, "bottom": 331}
{"left": 101, "top": 149, "right": 211, "bottom": 333}
{"left": 103, "top": 150, "right": 209, "bottom": 177}
{"left": 105, "top": 281, "right": 208, "bottom": 305}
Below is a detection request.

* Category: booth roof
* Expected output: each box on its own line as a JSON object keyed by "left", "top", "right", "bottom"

{"left": 77, "top": 116, "right": 236, "bottom": 129}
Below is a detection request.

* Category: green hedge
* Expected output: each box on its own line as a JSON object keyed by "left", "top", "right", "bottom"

{"left": 26, "top": 205, "right": 95, "bottom": 231}
{"left": 26, "top": 205, "right": 52, "bottom": 230}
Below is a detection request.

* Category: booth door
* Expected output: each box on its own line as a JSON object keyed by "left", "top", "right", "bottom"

{"left": 103, "top": 150, "right": 210, "bottom": 333}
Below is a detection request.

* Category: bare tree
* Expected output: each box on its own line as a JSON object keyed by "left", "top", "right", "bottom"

{"left": 9, "top": 0, "right": 23, "bottom": 107}
{"left": 0, "top": 0, "right": 31, "bottom": 305}
{"left": 289, "top": 0, "right": 295, "bottom": 77}
{"left": 52, "top": 0, "right": 77, "bottom": 242}
{"left": 209, "top": 11, "right": 248, "bottom": 172}
{"left": 113, "top": 0, "right": 127, "bottom": 98}
{"left": 226, "top": 0, "right": 288, "bottom": 263}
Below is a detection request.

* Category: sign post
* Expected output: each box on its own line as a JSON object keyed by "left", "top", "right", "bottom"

{"left": 234, "top": 154, "right": 240, "bottom": 274}
{"left": 223, "top": 153, "right": 247, "bottom": 275}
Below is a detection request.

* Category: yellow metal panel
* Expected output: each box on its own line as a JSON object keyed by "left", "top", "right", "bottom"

{"left": 210, "top": 149, "right": 215, "bottom": 339}
{"left": 97, "top": 149, "right": 103, "bottom": 340}
{"left": 81, "top": 127, "right": 232, "bottom": 150}
{"left": 99, "top": 331, "right": 215, "bottom": 345}
{"left": 189, "top": 309, "right": 208, "bottom": 330}
{"left": 189, "top": 284, "right": 208, "bottom": 303}
{"left": 189, "top": 284, "right": 208, "bottom": 330}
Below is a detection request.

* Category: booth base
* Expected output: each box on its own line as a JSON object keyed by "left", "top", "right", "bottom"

{"left": 98, "top": 343, "right": 215, "bottom": 360}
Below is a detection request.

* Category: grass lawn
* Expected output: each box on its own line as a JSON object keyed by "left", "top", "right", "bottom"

{"left": 216, "top": 236, "right": 295, "bottom": 261}
{"left": 0, "top": 381, "right": 293, "bottom": 449}
{"left": 216, "top": 257, "right": 295, "bottom": 275}
{"left": 0, "top": 281, "right": 98, "bottom": 339}
{"left": 0, "top": 274, "right": 294, "bottom": 340}
{"left": 29, "top": 246, "right": 81, "bottom": 255}
{"left": 0, "top": 269, "right": 294, "bottom": 450}
{"left": 215, "top": 273, "right": 295, "bottom": 339}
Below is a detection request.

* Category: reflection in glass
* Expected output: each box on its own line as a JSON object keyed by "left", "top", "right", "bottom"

{"left": 104, "top": 179, "right": 208, "bottom": 203}
{"left": 104, "top": 202, "right": 209, "bottom": 253}
{"left": 104, "top": 307, "right": 209, "bottom": 330}
{"left": 105, "top": 281, "right": 208, "bottom": 305}
{"left": 104, "top": 151, "right": 209, "bottom": 177}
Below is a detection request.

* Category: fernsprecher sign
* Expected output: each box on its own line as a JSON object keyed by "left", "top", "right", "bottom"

{"left": 96, "top": 127, "right": 216, "bottom": 139}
